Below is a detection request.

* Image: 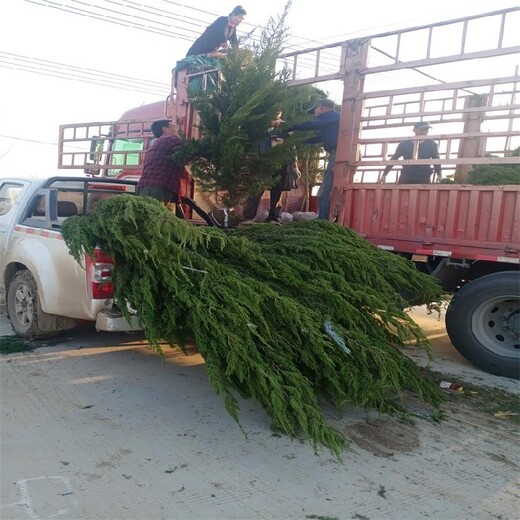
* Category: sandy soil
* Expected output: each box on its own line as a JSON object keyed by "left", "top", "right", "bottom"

{"left": 1, "top": 307, "right": 519, "bottom": 520}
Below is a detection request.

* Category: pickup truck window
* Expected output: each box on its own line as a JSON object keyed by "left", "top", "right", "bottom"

{"left": 18, "top": 179, "right": 136, "bottom": 229}
{"left": 28, "top": 195, "right": 78, "bottom": 219}
{"left": 0, "top": 182, "right": 24, "bottom": 216}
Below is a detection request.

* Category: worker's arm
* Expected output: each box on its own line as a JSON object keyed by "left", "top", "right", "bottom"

{"left": 431, "top": 142, "right": 442, "bottom": 182}
{"left": 379, "top": 143, "right": 404, "bottom": 183}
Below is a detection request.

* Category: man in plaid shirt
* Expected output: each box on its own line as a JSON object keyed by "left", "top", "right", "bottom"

{"left": 136, "top": 119, "right": 184, "bottom": 206}
{"left": 136, "top": 119, "right": 215, "bottom": 225}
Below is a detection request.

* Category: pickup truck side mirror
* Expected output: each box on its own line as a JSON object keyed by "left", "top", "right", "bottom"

{"left": 84, "top": 137, "right": 104, "bottom": 176}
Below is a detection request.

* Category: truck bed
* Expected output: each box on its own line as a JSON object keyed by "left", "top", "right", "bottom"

{"left": 335, "top": 184, "right": 520, "bottom": 262}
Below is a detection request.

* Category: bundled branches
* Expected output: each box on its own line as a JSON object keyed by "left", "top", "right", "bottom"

{"left": 62, "top": 195, "right": 445, "bottom": 456}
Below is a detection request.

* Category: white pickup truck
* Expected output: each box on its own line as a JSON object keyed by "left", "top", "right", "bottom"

{"left": 0, "top": 176, "right": 141, "bottom": 338}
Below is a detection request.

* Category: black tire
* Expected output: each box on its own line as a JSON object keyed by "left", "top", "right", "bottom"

{"left": 6, "top": 270, "right": 60, "bottom": 339}
{"left": 445, "top": 271, "right": 520, "bottom": 379}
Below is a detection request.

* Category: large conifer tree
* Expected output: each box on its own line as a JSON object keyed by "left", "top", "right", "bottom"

{"left": 174, "top": 1, "right": 324, "bottom": 206}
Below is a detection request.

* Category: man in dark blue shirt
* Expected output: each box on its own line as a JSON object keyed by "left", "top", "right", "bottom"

{"left": 381, "top": 122, "right": 442, "bottom": 184}
{"left": 285, "top": 98, "right": 340, "bottom": 219}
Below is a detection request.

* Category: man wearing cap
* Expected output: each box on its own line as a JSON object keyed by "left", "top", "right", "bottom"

{"left": 283, "top": 98, "right": 340, "bottom": 219}
{"left": 380, "top": 122, "right": 442, "bottom": 184}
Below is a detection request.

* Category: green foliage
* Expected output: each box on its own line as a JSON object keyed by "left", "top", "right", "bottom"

{"left": 62, "top": 195, "right": 446, "bottom": 456}
{"left": 439, "top": 176, "right": 455, "bottom": 184}
{"left": 173, "top": 1, "right": 326, "bottom": 207}
{"left": 466, "top": 147, "right": 520, "bottom": 185}
{"left": 467, "top": 165, "right": 520, "bottom": 185}
{"left": 0, "top": 336, "right": 36, "bottom": 355}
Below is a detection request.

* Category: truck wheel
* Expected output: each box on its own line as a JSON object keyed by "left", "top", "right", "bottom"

{"left": 445, "top": 271, "right": 519, "bottom": 379}
{"left": 6, "top": 270, "right": 59, "bottom": 339}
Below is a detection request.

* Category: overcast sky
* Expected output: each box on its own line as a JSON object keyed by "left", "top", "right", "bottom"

{"left": 1, "top": 0, "right": 519, "bottom": 178}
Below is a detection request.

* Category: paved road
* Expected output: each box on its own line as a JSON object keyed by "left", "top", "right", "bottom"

{"left": 1, "top": 309, "right": 518, "bottom": 520}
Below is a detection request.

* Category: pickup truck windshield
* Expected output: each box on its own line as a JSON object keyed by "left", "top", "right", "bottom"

{"left": 107, "top": 138, "right": 144, "bottom": 177}
{"left": 0, "top": 182, "right": 24, "bottom": 216}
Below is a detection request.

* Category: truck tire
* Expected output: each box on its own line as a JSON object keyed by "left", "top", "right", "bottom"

{"left": 445, "top": 271, "right": 520, "bottom": 379}
{"left": 6, "top": 270, "right": 60, "bottom": 339}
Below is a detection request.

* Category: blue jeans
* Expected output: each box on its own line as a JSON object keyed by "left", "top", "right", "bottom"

{"left": 317, "top": 152, "right": 336, "bottom": 220}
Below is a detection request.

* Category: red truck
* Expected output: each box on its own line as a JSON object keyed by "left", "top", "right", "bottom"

{"left": 58, "top": 8, "right": 519, "bottom": 378}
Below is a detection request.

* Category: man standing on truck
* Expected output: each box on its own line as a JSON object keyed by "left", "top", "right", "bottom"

{"left": 174, "top": 6, "right": 247, "bottom": 95}
{"left": 380, "top": 122, "right": 442, "bottom": 184}
{"left": 136, "top": 120, "right": 214, "bottom": 226}
{"left": 136, "top": 119, "right": 184, "bottom": 209}
{"left": 280, "top": 98, "right": 340, "bottom": 220}
{"left": 185, "top": 6, "right": 247, "bottom": 59}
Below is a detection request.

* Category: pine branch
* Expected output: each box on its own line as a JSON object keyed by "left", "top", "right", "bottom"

{"left": 62, "top": 196, "right": 446, "bottom": 457}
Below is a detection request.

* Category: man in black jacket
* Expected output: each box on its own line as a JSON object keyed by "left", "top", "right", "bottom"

{"left": 282, "top": 98, "right": 340, "bottom": 220}
{"left": 381, "top": 122, "right": 442, "bottom": 184}
{"left": 186, "top": 6, "right": 247, "bottom": 59}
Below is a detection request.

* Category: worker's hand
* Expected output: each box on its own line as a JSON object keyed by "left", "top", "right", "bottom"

{"left": 207, "top": 51, "right": 227, "bottom": 59}
{"left": 434, "top": 173, "right": 442, "bottom": 183}
{"left": 270, "top": 118, "right": 284, "bottom": 128}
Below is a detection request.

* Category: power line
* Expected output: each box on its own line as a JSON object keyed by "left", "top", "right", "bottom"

{"left": 24, "top": 0, "right": 195, "bottom": 41}
{"left": 22, "top": 0, "right": 343, "bottom": 78}
{"left": 24, "top": 0, "right": 340, "bottom": 70}
{"left": 0, "top": 134, "right": 57, "bottom": 145}
{"left": 1, "top": 52, "right": 170, "bottom": 96}
{"left": 25, "top": 0, "right": 229, "bottom": 43}
{"left": 1, "top": 63, "right": 167, "bottom": 96}
{"left": 18, "top": 0, "right": 462, "bottom": 95}
{"left": 0, "top": 134, "right": 93, "bottom": 151}
{"left": 44, "top": 0, "right": 468, "bottom": 79}
{"left": 115, "top": 0, "right": 216, "bottom": 33}
{"left": 0, "top": 52, "right": 168, "bottom": 89}
{"left": 0, "top": 51, "right": 168, "bottom": 88}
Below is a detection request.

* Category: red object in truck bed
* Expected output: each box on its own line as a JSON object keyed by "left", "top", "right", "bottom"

{"left": 337, "top": 184, "right": 520, "bottom": 263}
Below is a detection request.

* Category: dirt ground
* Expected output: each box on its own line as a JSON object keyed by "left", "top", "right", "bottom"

{"left": 0, "top": 306, "right": 519, "bottom": 520}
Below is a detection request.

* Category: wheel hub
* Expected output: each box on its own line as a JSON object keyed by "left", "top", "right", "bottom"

{"left": 14, "top": 284, "right": 34, "bottom": 326}
{"left": 472, "top": 296, "right": 520, "bottom": 357}
{"left": 501, "top": 309, "right": 519, "bottom": 338}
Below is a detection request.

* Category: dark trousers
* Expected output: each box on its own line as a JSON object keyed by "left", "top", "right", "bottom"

{"left": 243, "top": 185, "right": 283, "bottom": 221}
{"left": 398, "top": 169, "right": 432, "bottom": 184}
{"left": 317, "top": 152, "right": 335, "bottom": 220}
{"left": 268, "top": 183, "right": 284, "bottom": 219}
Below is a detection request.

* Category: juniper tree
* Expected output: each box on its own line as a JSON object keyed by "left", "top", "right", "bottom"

{"left": 62, "top": 195, "right": 445, "bottom": 457}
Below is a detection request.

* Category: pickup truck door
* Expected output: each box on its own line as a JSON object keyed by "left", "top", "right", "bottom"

{"left": 13, "top": 186, "right": 94, "bottom": 319}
